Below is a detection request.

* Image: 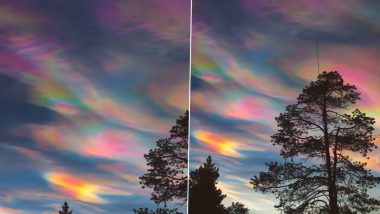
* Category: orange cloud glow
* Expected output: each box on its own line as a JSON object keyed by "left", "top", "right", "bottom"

{"left": 45, "top": 172, "right": 105, "bottom": 204}
{"left": 194, "top": 130, "right": 243, "bottom": 158}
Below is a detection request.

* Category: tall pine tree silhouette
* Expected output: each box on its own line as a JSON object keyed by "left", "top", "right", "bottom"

{"left": 189, "top": 155, "right": 226, "bottom": 214}
{"left": 58, "top": 201, "right": 72, "bottom": 214}
{"left": 135, "top": 111, "right": 188, "bottom": 213}
{"left": 252, "top": 71, "right": 380, "bottom": 214}
{"left": 140, "top": 111, "right": 188, "bottom": 204}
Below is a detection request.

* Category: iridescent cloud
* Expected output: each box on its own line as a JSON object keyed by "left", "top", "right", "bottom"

{"left": 194, "top": 130, "right": 243, "bottom": 158}
{"left": 45, "top": 172, "right": 106, "bottom": 204}
{"left": 0, "top": 0, "right": 189, "bottom": 213}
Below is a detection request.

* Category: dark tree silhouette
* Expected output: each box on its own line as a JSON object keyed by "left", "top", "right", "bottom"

{"left": 226, "top": 202, "right": 250, "bottom": 214}
{"left": 58, "top": 201, "right": 72, "bottom": 214}
{"left": 251, "top": 71, "right": 380, "bottom": 214}
{"left": 133, "top": 207, "right": 181, "bottom": 214}
{"left": 189, "top": 155, "right": 226, "bottom": 214}
{"left": 136, "top": 111, "right": 188, "bottom": 213}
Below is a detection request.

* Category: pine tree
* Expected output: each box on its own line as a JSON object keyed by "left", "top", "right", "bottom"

{"left": 189, "top": 155, "right": 226, "bottom": 214}
{"left": 133, "top": 207, "right": 181, "bottom": 214}
{"left": 139, "top": 111, "right": 188, "bottom": 204}
{"left": 251, "top": 71, "right": 380, "bottom": 213}
{"left": 226, "top": 202, "right": 250, "bottom": 214}
{"left": 135, "top": 111, "right": 188, "bottom": 213}
{"left": 58, "top": 201, "right": 72, "bottom": 214}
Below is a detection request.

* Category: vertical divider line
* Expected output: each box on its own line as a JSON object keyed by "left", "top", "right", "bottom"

{"left": 186, "top": 0, "right": 193, "bottom": 213}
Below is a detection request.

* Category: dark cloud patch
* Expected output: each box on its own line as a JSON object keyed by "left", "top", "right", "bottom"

{"left": 193, "top": 0, "right": 295, "bottom": 48}
{"left": 25, "top": 0, "right": 188, "bottom": 71}
{"left": 195, "top": 0, "right": 380, "bottom": 49}
{"left": 27, "top": 0, "right": 108, "bottom": 67}
{"left": 0, "top": 75, "right": 59, "bottom": 138}
{"left": 193, "top": 0, "right": 254, "bottom": 45}
{"left": 296, "top": 18, "right": 380, "bottom": 45}
{"left": 191, "top": 76, "right": 219, "bottom": 91}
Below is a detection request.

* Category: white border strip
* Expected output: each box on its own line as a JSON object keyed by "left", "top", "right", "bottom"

{"left": 186, "top": 0, "right": 193, "bottom": 213}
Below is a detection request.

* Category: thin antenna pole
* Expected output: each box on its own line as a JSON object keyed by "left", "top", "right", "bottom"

{"left": 316, "top": 40, "right": 320, "bottom": 75}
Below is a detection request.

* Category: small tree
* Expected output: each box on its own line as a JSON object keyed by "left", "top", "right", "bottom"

{"left": 133, "top": 207, "right": 181, "bottom": 214}
{"left": 189, "top": 155, "right": 226, "bottom": 214}
{"left": 226, "top": 202, "right": 250, "bottom": 214}
{"left": 136, "top": 111, "right": 188, "bottom": 213}
{"left": 251, "top": 71, "right": 380, "bottom": 214}
{"left": 58, "top": 201, "right": 72, "bottom": 214}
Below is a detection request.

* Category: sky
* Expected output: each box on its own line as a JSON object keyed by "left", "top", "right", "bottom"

{"left": 190, "top": 0, "right": 380, "bottom": 213}
{"left": 0, "top": 0, "right": 190, "bottom": 213}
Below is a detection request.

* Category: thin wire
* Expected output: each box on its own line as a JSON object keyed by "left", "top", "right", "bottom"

{"left": 316, "top": 40, "right": 320, "bottom": 75}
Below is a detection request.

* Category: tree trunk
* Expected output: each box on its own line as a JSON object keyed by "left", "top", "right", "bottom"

{"left": 330, "top": 132, "right": 339, "bottom": 214}
{"left": 330, "top": 194, "right": 339, "bottom": 214}
{"left": 322, "top": 94, "right": 339, "bottom": 214}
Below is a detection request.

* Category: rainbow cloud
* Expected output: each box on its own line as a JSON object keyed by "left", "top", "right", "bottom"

{"left": 0, "top": 0, "right": 189, "bottom": 213}
{"left": 192, "top": 32, "right": 299, "bottom": 100}
{"left": 45, "top": 172, "right": 105, "bottom": 204}
{"left": 45, "top": 172, "right": 131, "bottom": 204}
{"left": 29, "top": 123, "right": 147, "bottom": 162}
{"left": 193, "top": 130, "right": 243, "bottom": 158}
